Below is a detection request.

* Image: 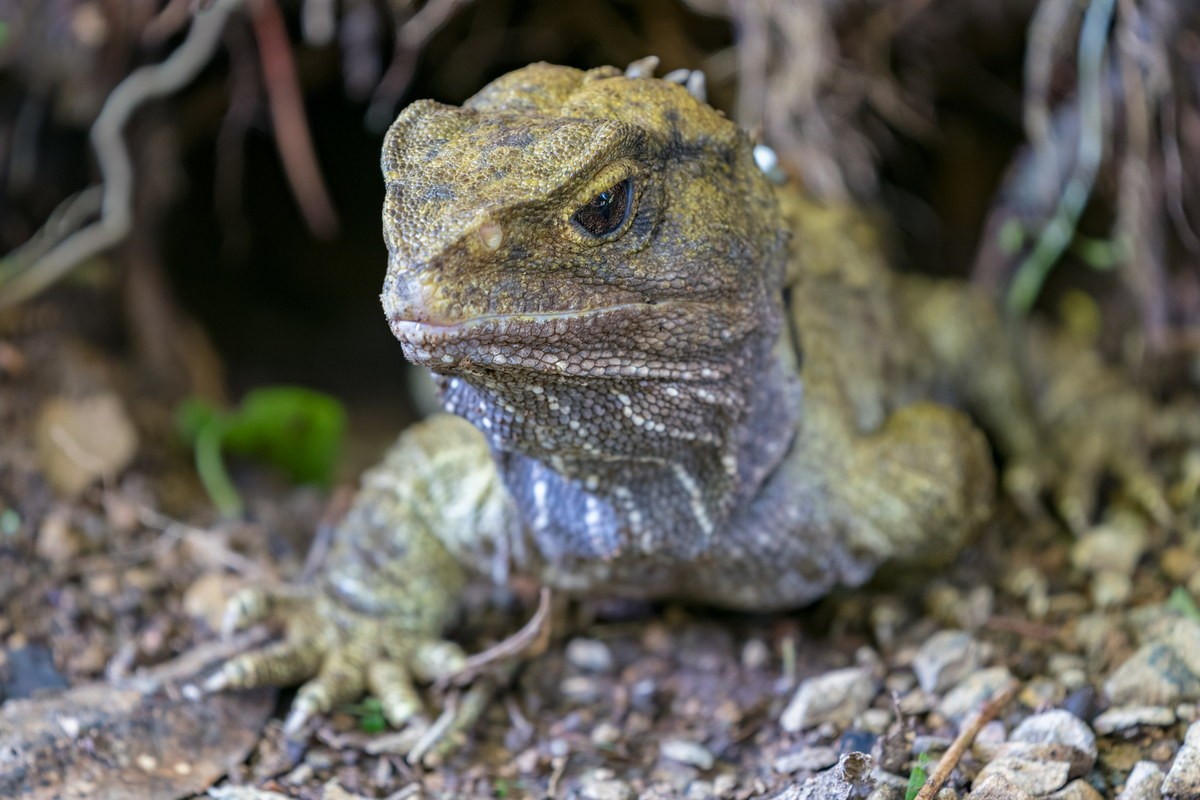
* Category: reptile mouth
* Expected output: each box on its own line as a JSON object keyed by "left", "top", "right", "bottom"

{"left": 388, "top": 302, "right": 679, "bottom": 377}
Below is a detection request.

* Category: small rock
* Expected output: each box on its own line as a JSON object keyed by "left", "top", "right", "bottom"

{"left": 967, "top": 772, "right": 1034, "bottom": 799}
{"left": 1091, "top": 571, "right": 1132, "bottom": 608}
{"left": 1044, "top": 779, "right": 1103, "bottom": 800}
{"left": 973, "top": 756, "right": 1069, "bottom": 796}
{"left": 1071, "top": 517, "right": 1147, "bottom": 575}
{"left": 1163, "top": 720, "right": 1200, "bottom": 797}
{"left": 788, "top": 752, "right": 875, "bottom": 800}
{"left": 565, "top": 638, "right": 614, "bottom": 672}
{"left": 1105, "top": 643, "right": 1200, "bottom": 706}
{"left": 865, "top": 787, "right": 903, "bottom": 800}
{"left": 591, "top": 722, "right": 620, "bottom": 747}
{"left": 35, "top": 393, "right": 139, "bottom": 498}
{"left": 1092, "top": 705, "right": 1177, "bottom": 734}
{"left": 183, "top": 572, "right": 245, "bottom": 632}
{"left": 1116, "top": 760, "right": 1165, "bottom": 799}
{"left": 1161, "top": 547, "right": 1200, "bottom": 584}
{"left": 1158, "top": 617, "right": 1200, "bottom": 679}
{"left": 913, "top": 631, "right": 982, "bottom": 694}
{"left": 35, "top": 508, "right": 82, "bottom": 564}
{"left": 660, "top": 739, "right": 714, "bottom": 771}
{"left": 858, "top": 709, "right": 891, "bottom": 734}
{"left": 580, "top": 772, "right": 634, "bottom": 800}
{"left": 1018, "top": 678, "right": 1065, "bottom": 710}
{"left": 1009, "top": 709, "right": 1097, "bottom": 777}
{"left": 781, "top": 667, "right": 877, "bottom": 732}
{"left": 742, "top": 639, "right": 770, "bottom": 669}
{"left": 774, "top": 746, "right": 839, "bottom": 774}
{"left": 1, "top": 646, "right": 70, "bottom": 699}
{"left": 560, "top": 675, "right": 603, "bottom": 702}
{"left": 937, "top": 667, "right": 1014, "bottom": 720}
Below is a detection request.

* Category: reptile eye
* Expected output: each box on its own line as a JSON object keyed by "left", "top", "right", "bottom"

{"left": 572, "top": 178, "right": 632, "bottom": 238}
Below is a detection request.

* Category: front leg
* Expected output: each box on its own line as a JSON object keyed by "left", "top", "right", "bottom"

{"left": 205, "top": 414, "right": 514, "bottom": 735}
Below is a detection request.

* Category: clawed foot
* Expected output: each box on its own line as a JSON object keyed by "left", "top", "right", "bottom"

{"left": 1003, "top": 400, "right": 1196, "bottom": 533}
{"left": 202, "top": 585, "right": 467, "bottom": 739}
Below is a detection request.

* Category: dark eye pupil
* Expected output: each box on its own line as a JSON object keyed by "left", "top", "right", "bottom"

{"left": 573, "top": 178, "right": 631, "bottom": 237}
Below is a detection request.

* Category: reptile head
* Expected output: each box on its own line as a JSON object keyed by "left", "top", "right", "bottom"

{"left": 380, "top": 62, "right": 786, "bottom": 384}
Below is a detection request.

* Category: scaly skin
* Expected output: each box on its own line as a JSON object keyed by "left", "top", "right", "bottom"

{"left": 207, "top": 62, "right": 1174, "bottom": 735}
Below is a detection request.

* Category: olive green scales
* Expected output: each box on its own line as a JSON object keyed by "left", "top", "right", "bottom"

{"left": 205, "top": 62, "right": 1169, "bottom": 735}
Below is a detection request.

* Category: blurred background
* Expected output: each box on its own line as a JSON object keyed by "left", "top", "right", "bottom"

{"left": 1, "top": 0, "right": 1199, "bottom": 471}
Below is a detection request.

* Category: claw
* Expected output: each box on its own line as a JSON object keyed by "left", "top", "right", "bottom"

{"left": 410, "top": 640, "right": 467, "bottom": 681}
{"left": 1002, "top": 459, "right": 1049, "bottom": 519}
{"left": 624, "top": 55, "right": 659, "bottom": 79}
{"left": 367, "top": 661, "right": 423, "bottom": 727}
{"left": 221, "top": 585, "right": 305, "bottom": 637}
{"left": 1113, "top": 454, "right": 1173, "bottom": 527}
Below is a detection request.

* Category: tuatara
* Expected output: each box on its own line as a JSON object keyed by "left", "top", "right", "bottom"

{"left": 204, "top": 62, "right": 1170, "bottom": 735}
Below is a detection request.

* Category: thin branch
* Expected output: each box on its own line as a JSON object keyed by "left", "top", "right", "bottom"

{"left": 366, "top": 0, "right": 477, "bottom": 131}
{"left": 0, "top": 0, "right": 242, "bottom": 309}
{"left": 251, "top": 0, "right": 340, "bottom": 239}
{"left": 914, "top": 681, "right": 1020, "bottom": 800}
{"left": 433, "top": 586, "right": 552, "bottom": 691}
{"left": 1007, "top": 0, "right": 1117, "bottom": 312}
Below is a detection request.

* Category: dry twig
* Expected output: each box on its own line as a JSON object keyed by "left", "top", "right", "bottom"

{"left": 434, "top": 586, "right": 553, "bottom": 691}
{"left": 913, "top": 681, "right": 1020, "bottom": 800}
{"left": 251, "top": 0, "right": 340, "bottom": 239}
{"left": 0, "top": 0, "right": 242, "bottom": 308}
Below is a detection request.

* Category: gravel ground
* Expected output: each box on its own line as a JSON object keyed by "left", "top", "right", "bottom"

{"left": 4, "top": 320, "right": 1200, "bottom": 800}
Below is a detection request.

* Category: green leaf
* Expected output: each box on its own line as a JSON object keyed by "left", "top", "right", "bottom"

{"left": 174, "top": 396, "right": 226, "bottom": 444}
{"left": 221, "top": 387, "right": 346, "bottom": 486}
{"left": 906, "top": 752, "right": 932, "bottom": 800}
{"left": 174, "top": 386, "right": 346, "bottom": 518}
{"left": 342, "top": 696, "right": 387, "bottom": 733}
{"left": 196, "top": 416, "right": 243, "bottom": 517}
{"left": 1169, "top": 586, "right": 1200, "bottom": 622}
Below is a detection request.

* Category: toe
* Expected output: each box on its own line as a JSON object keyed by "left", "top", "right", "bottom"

{"left": 1002, "top": 458, "right": 1050, "bottom": 517}
{"left": 1054, "top": 462, "right": 1100, "bottom": 534}
{"left": 410, "top": 639, "right": 467, "bottom": 682}
{"left": 204, "top": 638, "right": 323, "bottom": 692}
{"left": 221, "top": 586, "right": 306, "bottom": 637}
{"left": 367, "top": 660, "right": 423, "bottom": 727}
{"left": 1113, "top": 454, "right": 1173, "bottom": 526}
{"left": 284, "top": 648, "right": 368, "bottom": 737}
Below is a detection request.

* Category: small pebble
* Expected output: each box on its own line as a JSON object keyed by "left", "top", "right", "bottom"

{"left": 858, "top": 709, "right": 892, "bottom": 734}
{"left": 1092, "top": 705, "right": 1177, "bottom": 734}
{"left": 1091, "top": 571, "right": 1132, "bottom": 608}
{"left": 973, "top": 756, "right": 1069, "bottom": 796}
{"left": 937, "top": 667, "right": 1014, "bottom": 720}
{"left": 560, "top": 675, "right": 603, "bottom": 702}
{"left": 742, "top": 639, "right": 770, "bottom": 670}
{"left": 580, "top": 775, "right": 634, "bottom": 800}
{"left": 1009, "top": 709, "right": 1097, "bottom": 777}
{"left": 566, "top": 638, "right": 614, "bottom": 672}
{"left": 781, "top": 667, "right": 877, "bottom": 732}
{"left": 1116, "top": 760, "right": 1164, "bottom": 800}
{"left": 1163, "top": 720, "right": 1200, "bottom": 797}
{"left": 1043, "top": 779, "right": 1103, "bottom": 800}
{"left": 913, "top": 630, "right": 982, "bottom": 694}
{"left": 1071, "top": 517, "right": 1147, "bottom": 575}
{"left": 660, "top": 739, "right": 714, "bottom": 770}
{"left": 773, "top": 745, "right": 838, "bottom": 774}
{"left": 968, "top": 772, "right": 1034, "bottom": 799}
{"left": 591, "top": 721, "right": 620, "bottom": 747}
{"left": 1104, "top": 643, "right": 1200, "bottom": 706}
